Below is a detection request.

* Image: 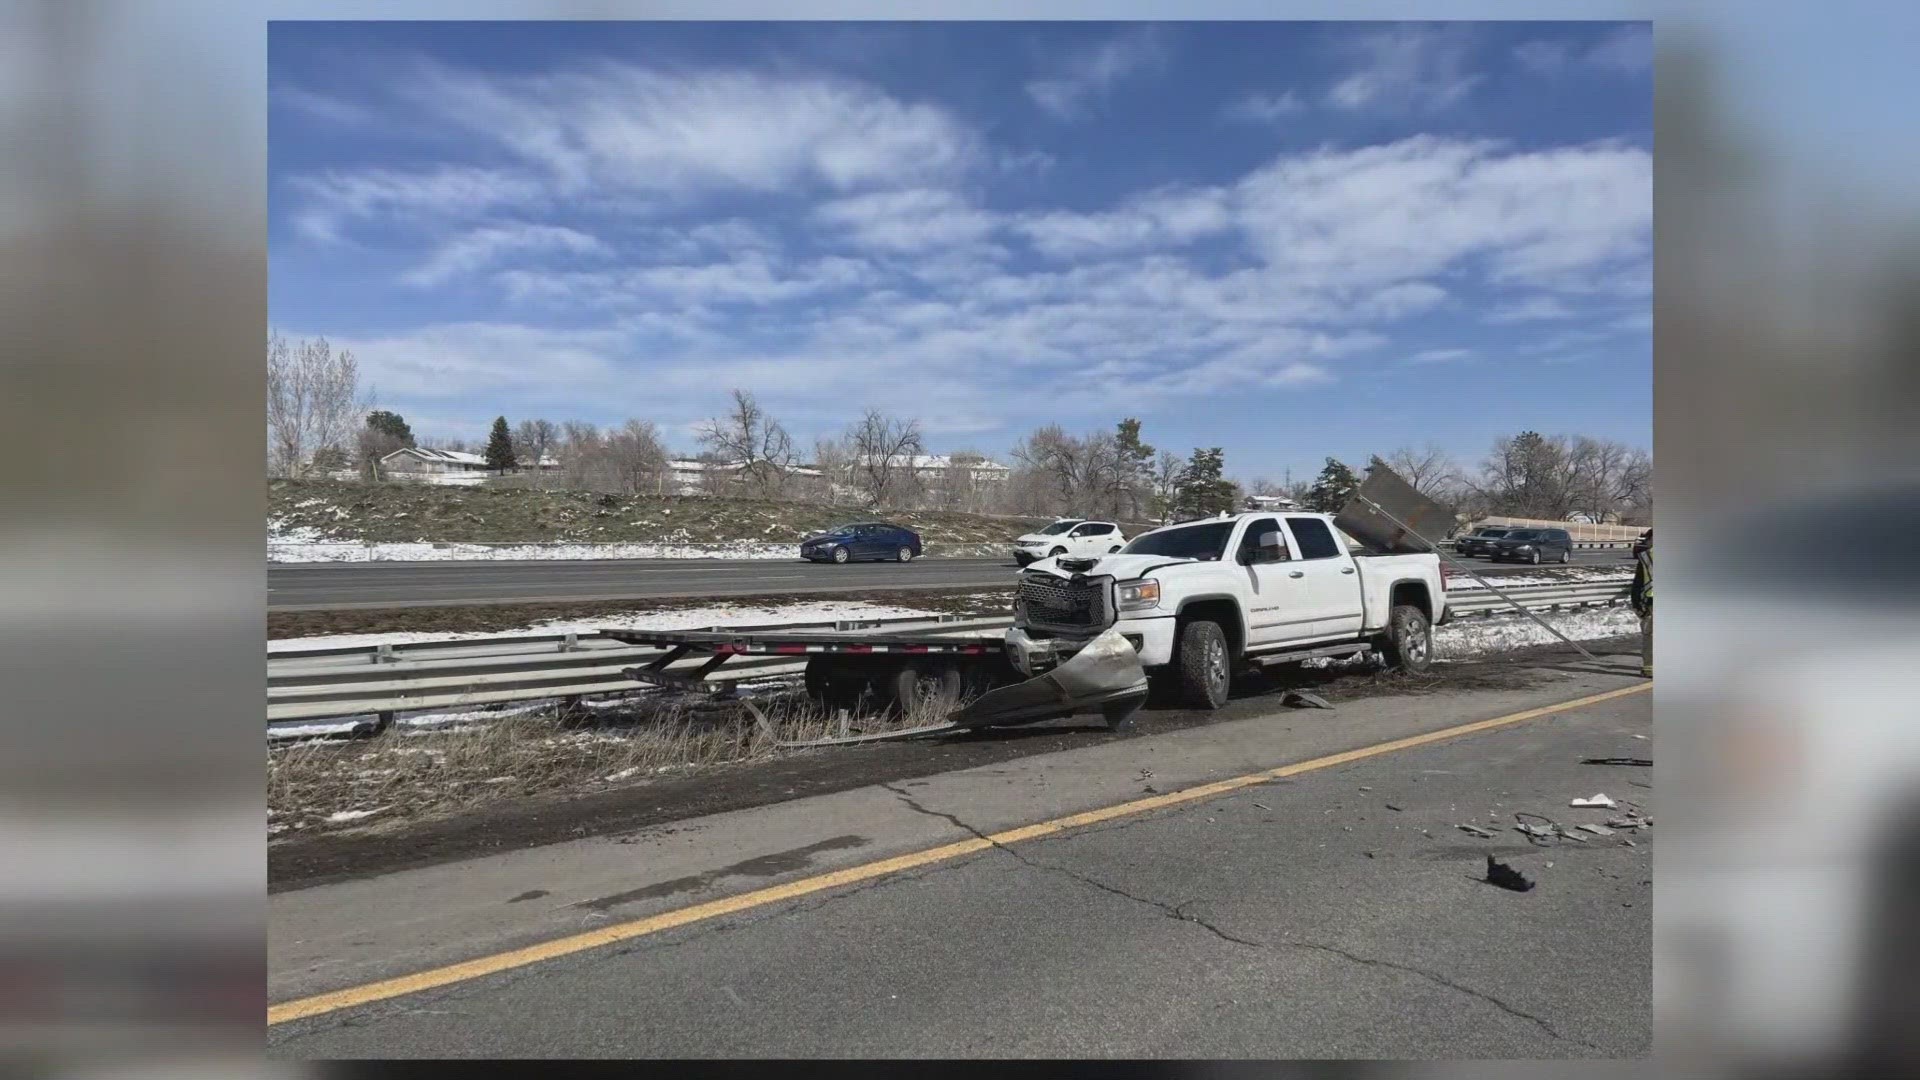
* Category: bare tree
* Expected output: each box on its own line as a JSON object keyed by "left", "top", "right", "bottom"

{"left": 1385, "top": 443, "right": 1462, "bottom": 501}
{"left": 1151, "top": 450, "right": 1186, "bottom": 523}
{"left": 811, "top": 436, "right": 855, "bottom": 505}
{"left": 513, "top": 419, "right": 560, "bottom": 485}
{"left": 698, "top": 389, "right": 796, "bottom": 499}
{"left": 603, "top": 419, "right": 667, "bottom": 495}
{"left": 847, "top": 408, "right": 925, "bottom": 508}
{"left": 267, "top": 332, "right": 363, "bottom": 477}
{"left": 1011, "top": 424, "right": 1124, "bottom": 517}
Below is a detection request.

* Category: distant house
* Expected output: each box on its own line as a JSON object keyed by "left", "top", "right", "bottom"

{"left": 1244, "top": 493, "right": 1297, "bottom": 511}
{"left": 379, "top": 447, "right": 492, "bottom": 485}
{"left": 856, "top": 454, "right": 1012, "bottom": 484}
{"left": 666, "top": 458, "right": 824, "bottom": 496}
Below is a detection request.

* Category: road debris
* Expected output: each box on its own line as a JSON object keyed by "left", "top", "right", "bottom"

{"left": 1384, "top": 802, "right": 1404, "bottom": 812}
{"left": 1606, "top": 811, "right": 1653, "bottom": 830}
{"left": 1578, "top": 823, "right": 1617, "bottom": 837}
{"left": 1457, "top": 824, "right": 1496, "bottom": 839}
{"left": 1582, "top": 757, "right": 1652, "bottom": 767}
{"left": 1570, "top": 794, "right": 1617, "bottom": 809}
{"left": 1485, "top": 855, "right": 1535, "bottom": 892}
{"left": 1283, "top": 691, "right": 1334, "bottom": 710}
{"left": 1251, "top": 803, "right": 1270, "bottom": 811}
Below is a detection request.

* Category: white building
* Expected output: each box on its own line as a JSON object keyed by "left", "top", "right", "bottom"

{"left": 856, "top": 454, "right": 1012, "bottom": 484}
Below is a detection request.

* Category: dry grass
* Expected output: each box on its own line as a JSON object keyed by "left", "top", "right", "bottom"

{"left": 267, "top": 685, "right": 959, "bottom": 839}
{"left": 268, "top": 478, "right": 1085, "bottom": 549}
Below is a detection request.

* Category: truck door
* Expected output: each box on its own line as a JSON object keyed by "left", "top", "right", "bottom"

{"left": 1283, "top": 516, "right": 1365, "bottom": 639}
{"left": 1234, "top": 518, "right": 1321, "bottom": 647}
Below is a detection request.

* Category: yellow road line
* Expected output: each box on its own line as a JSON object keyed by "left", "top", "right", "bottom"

{"left": 269, "top": 680, "right": 1650, "bottom": 1026}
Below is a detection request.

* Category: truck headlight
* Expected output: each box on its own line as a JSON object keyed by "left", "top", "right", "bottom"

{"left": 1118, "top": 579, "right": 1160, "bottom": 611}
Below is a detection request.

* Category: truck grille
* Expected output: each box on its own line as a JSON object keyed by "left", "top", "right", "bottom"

{"left": 1019, "top": 575, "right": 1112, "bottom": 630}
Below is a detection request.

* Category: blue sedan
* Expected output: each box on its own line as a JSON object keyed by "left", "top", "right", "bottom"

{"left": 799, "top": 521, "right": 924, "bottom": 564}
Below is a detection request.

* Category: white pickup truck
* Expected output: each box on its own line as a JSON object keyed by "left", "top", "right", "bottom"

{"left": 1005, "top": 511, "right": 1450, "bottom": 710}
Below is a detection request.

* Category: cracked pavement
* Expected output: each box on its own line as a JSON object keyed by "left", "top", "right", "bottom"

{"left": 269, "top": 675, "right": 1649, "bottom": 1057}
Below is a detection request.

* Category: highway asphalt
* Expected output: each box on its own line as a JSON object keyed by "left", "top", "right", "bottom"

{"left": 269, "top": 664, "right": 1651, "bottom": 1057}
{"left": 267, "top": 549, "right": 1633, "bottom": 611}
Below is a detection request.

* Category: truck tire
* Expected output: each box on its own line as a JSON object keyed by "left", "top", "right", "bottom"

{"left": 832, "top": 545, "right": 850, "bottom": 564}
{"left": 1380, "top": 604, "right": 1433, "bottom": 674}
{"left": 804, "top": 659, "right": 865, "bottom": 711}
{"left": 1167, "top": 619, "right": 1231, "bottom": 710}
{"left": 886, "top": 660, "right": 963, "bottom": 715}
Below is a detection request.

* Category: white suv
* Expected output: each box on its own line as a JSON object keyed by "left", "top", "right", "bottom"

{"left": 1011, "top": 519, "right": 1127, "bottom": 566}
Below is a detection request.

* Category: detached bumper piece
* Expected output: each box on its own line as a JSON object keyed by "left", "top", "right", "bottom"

{"left": 947, "top": 628, "right": 1148, "bottom": 729}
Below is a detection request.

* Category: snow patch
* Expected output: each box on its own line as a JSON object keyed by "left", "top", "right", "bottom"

{"left": 1435, "top": 605, "right": 1638, "bottom": 658}
{"left": 324, "top": 806, "right": 388, "bottom": 823}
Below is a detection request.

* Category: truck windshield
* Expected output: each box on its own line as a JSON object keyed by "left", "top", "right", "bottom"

{"left": 1120, "top": 521, "right": 1235, "bottom": 561}
{"left": 1040, "top": 521, "right": 1082, "bottom": 535}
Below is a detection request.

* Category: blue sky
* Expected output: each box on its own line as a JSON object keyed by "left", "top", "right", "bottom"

{"left": 269, "top": 20, "right": 1650, "bottom": 484}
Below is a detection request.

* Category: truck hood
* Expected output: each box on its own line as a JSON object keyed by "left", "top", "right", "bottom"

{"left": 1024, "top": 552, "right": 1198, "bottom": 581}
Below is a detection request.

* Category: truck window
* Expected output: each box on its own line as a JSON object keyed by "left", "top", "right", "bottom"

{"left": 1120, "top": 520, "right": 1235, "bottom": 561}
{"left": 1285, "top": 517, "right": 1343, "bottom": 560}
{"left": 1236, "top": 518, "right": 1287, "bottom": 563}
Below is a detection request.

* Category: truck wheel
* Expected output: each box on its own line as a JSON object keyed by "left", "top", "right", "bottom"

{"left": 1171, "top": 619, "right": 1232, "bottom": 710}
{"left": 804, "top": 660, "right": 865, "bottom": 711}
{"left": 1101, "top": 695, "right": 1145, "bottom": 732}
{"left": 1380, "top": 604, "right": 1433, "bottom": 674}
{"left": 832, "top": 545, "right": 850, "bottom": 564}
{"left": 886, "top": 660, "right": 963, "bottom": 715}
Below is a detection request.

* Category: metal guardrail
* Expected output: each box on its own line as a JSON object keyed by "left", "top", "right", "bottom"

{"left": 267, "top": 582, "right": 1632, "bottom": 730}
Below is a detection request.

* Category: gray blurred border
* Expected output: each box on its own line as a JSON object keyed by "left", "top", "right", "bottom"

{"left": 13, "top": 0, "right": 1920, "bottom": 1070}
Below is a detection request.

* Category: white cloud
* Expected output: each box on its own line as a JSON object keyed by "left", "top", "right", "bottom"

{"left": 401, "top": 224, "right": 610, "bottom": 287}
{"left": 271, "top": 86, "right": 380, "bottom": 129}
{"left": 316, "top": 323, "right": 630, "bottom": 403}
{"left": 404, "top": 59, "right": 985, "bottom": 196}
{"left": 496, "top": 253, "right": 877, "bottom": 309}
{"left": 1233, "top": 136, "right": 1651, "bottom": 291}
{"left": 1326, "top": 25, "right": 1481, "bottom": 112}
{"left": 1025, "top": 28, "right": 1167, "bottom": 120}
{"left": 1015, "top": 185, "right": 1233, "bottom": 259}
{"left": 1226, "top": 90, "right": 1307, "bottom": 123}
{"left": 285, "top": 167, "right": 546, "bottom": 243}
{"left": 812, "top": 189, "right": 1002, "bottom": 254}
{"left": 1516, "top": 25, "right": 1652, "bottom": 76}
{"left": 1404, "top": 347, "right": 1473, "bottom": 365}
{"left": 1486, "top": 296, "right": 1579, "bottom": 323}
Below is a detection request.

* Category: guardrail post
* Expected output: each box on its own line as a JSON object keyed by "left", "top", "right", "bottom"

{"left": 560, "top": 633, "right": 577, "bottom": 652}
{"left": 375, "top": 643, "right": 395, "bottom": 664}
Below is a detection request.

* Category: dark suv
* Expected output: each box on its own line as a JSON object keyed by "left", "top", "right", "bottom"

{"left": 1455, "top": 526, "right": 1513, "bottom": 557}
{"left": 1488, "top": 527, "right": 1574, "bottom": 564}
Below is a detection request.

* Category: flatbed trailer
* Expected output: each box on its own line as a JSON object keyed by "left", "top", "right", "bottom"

{"left": 602, "top": 615, "right": 1022, "bottom": 714}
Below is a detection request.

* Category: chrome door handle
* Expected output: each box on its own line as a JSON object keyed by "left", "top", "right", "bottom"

{"left": 1341, "top": 567, "right": 1356, "bottom": 574}
{"left": 1288, "top": 570, "right": 1304, "bottom": 578}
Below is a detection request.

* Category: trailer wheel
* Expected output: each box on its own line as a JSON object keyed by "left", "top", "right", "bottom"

{"left": 1168, "top": 619, "right": 1231, "bottom": 710}
{"left": 1380, "top": 604, "right": 1433, "bottom": 674}
{"left": 804, "top": 659, "right": 869, "bottom": 712}
{"left": 886, "top": 660, "right": 963, "bottom": 715}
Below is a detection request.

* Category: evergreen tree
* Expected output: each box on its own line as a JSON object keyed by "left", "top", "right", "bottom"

{"left": 1172, "top": 447, "right": 1236, "bottom": 518}
{"left": 484, "top": 416, "right": 517, "bottom": 472}
{"left": 365, "top": 409, "right": 415, "bottom": 448}
{"left": 1112, "top": 418, "right": 1156, "bottom": 519}
{"left": 1304, "top": 457, "right": 1361, "bottom": 512}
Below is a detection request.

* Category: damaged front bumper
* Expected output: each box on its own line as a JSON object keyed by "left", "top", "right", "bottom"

{"left": 947, "top": 627, "right": 1149, "bottom": 729}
